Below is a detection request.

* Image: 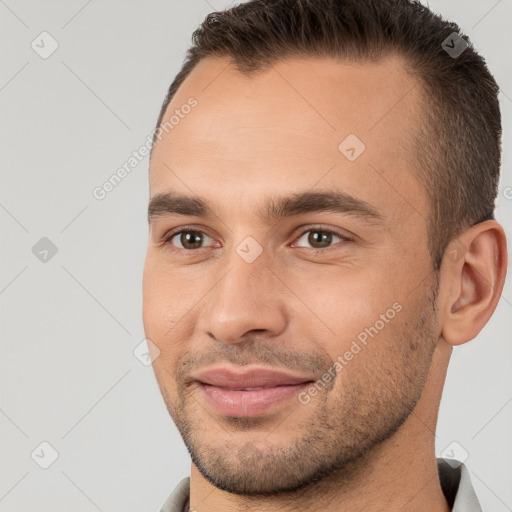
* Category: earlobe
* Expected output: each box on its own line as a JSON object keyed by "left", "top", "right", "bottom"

{"left": 440, "top": 220, "right": 508, "bottom": 346}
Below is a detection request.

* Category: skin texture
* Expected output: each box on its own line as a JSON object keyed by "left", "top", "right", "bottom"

{"left": 143, "top": 55, "right": 507, "bottom": 511}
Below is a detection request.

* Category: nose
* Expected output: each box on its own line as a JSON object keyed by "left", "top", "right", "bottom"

{"left": 199, "top": 248, "right": 288, "bottom": 345}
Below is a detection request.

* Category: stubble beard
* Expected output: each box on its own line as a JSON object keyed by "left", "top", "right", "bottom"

{"left": 162, "top": 280, "right": 440, "bottom": 496}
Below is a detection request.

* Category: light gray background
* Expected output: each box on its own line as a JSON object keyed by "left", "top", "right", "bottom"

{"left": 1, "top": 1, "right": 511, "bottom": 511}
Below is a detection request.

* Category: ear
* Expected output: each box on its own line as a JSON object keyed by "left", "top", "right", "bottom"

{"left": 438, "top": 220, "right": 508, "bottom": 346}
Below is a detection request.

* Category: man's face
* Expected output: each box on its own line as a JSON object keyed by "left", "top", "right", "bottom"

{"left": 143, "top": 55, "right": 441, "bottom": 494}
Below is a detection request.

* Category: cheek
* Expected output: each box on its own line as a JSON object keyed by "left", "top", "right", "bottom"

{"left": 293, "top": 267, "right": 399, "bottom": 350}
{"left": 324, "top": 312, "right": 413, "bottom": 408}
{"left": 142, "top": 256, "right": 203, "bottom": 363}
{"left": 142, "top": 260, "right": 166, "bottom": 337}
{"left": 143, "top": 254, "right": 189, "bottom": 319}
{"left": 142, "top": 257, "right": 181, "bottom": 349}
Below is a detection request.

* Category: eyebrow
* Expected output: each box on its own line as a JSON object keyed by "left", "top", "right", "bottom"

{"left": 147, "top": 189, "right": 384, "bottom": 225}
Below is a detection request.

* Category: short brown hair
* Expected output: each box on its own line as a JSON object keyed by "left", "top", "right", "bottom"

{"left": 153, "top": 0, "right": 501, "bottom": 270}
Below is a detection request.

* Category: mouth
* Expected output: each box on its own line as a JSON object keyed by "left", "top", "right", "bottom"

{"left": 192, "top": 366, "right": 315, "bottom": 417}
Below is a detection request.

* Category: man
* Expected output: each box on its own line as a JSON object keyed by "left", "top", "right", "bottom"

{"left": 143, "top": 0, "right": 508, "bottom": 510}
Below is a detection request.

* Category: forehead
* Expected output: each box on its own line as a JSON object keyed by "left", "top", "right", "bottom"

{"left": 149, "top": 55, "right": 428, "bottom": 223}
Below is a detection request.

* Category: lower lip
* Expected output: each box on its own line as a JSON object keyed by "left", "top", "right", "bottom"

{"left": 198, "top": 382, "right": 311, "bottom": 416}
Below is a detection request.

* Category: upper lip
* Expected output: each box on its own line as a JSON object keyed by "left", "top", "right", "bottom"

{"left": 192, "top": 366, "right": 315, "bottom": 389}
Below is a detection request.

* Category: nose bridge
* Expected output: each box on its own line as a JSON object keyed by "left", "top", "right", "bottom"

{"left": 201, "top": 242, "right": 287, "bottom": 344}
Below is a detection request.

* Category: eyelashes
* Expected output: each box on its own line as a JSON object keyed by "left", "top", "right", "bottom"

{"left": 161, "top": 225, "right": 351, "bottom": 253}
{"left": 163, "top": 229, "right": 216, "bottom": 250}
{"left": 292, "top": 228, "right": 346, "bottom": 250}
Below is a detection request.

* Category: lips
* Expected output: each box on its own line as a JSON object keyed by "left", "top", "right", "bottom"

{"left": 192, "top": 366, "right": 315, "bottom": 416}
{"left": 194, "top": 366, "right": 314, "bottom": 389}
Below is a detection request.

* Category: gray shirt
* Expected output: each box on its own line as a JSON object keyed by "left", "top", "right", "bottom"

{"left": 159, "top": 458, "right": 482, "bottom": 512}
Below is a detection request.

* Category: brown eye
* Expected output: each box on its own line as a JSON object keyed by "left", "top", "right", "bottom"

{"left": 294, "top": 229, "right": 345, "bottom": 250}
{"left": 167, "top": 230, "right": 214, "bottom": 250}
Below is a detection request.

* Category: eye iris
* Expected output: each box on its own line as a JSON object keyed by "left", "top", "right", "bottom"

{"left": 181, "top": 231, "right": 203, "bottom": 249}
{"left": 309, "top": 230, "right": 332, "bottom": 248}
